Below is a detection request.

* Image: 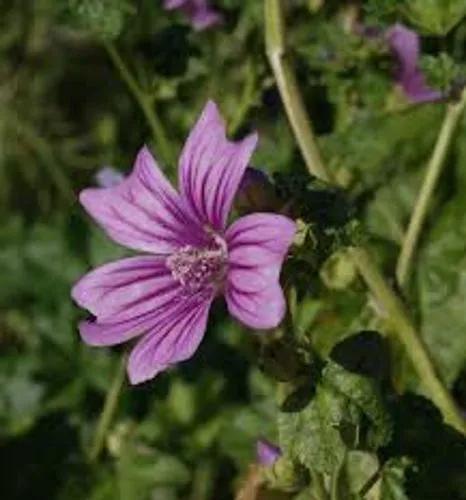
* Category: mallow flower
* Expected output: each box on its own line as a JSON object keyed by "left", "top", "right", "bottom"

{"left": 163, "top": 0, "right": 223, "bottom": 31}
{"left": 385, "top": 23, "right": 442, "bottom": 104}
{"left": 72, "top": 101, "right": 296, "bottom": 384}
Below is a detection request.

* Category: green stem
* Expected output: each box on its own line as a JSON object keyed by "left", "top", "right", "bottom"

{"left": 88, "top": 354, "right": 127, "bottom": 462}
{"left": 264, "top": 0, "right": 466, "bottom": 434}
{"left": 264, "top": 0, "right": 331, "bottom": 182}
{"left": 103, "top": 41, "right": 172, "bottom": 165}
{"left": 396, "top": 89, "right": 466, "bottom": 287}
{"left": 350, "top": 247, "right": 465, "bottom": 432}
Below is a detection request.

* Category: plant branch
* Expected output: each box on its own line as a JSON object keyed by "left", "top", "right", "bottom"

{"left": 264, "top": 0, "right": 465, "bottom": 434}
{"left": 88, "top": 354, "right": 127, "bottom": 462}
{"left": 396, "top": 89, "right": 466, "bottom": 287}
{"left": 264, "top": 0, "right": 331, "bottom": 182}
{"left": 103, "top": 41, "right": 172, "bottom": 165}
{"left": 349, "top": 247, "right": 465, "bottom": 432}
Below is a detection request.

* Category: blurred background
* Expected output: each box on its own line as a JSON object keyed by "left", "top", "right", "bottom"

{"left": 0, "top": 1, "right": 465, "bottom": 499}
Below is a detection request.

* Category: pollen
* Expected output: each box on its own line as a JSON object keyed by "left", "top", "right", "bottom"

{"left": 166, "top": 235, "right": 227, "bottom": 293}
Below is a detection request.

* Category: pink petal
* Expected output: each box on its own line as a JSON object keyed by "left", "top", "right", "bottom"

{"left": 78, "top": 314, "right": 158, "bottom": 346}
{"left": 179, "top": 101, "right": 258, "bottom": 231}
{"left": 80, "top": 146, "right": 204, "bottom": 255}
{"left": 164, "top": 0, "right": 223, "bottom": 31}
{"left": 386, "top": 24, "right": 419, "bottom": 80}
{"left": 127, "top": 297, "right": 213, "bottom": 384}
{"left": 71, "top": 256, "right": 182, "bottom": 324}
{"left": 190, "top": 9, "right": 223, "bottom": 31}
{"left": 386, "top": 24, "right": 442, "bottom": 104}
{"left": 403, "top": 71, "right": 443, "bottom": 103}
{"left": 224, "top": 213, "right": 296, "bottom": 329}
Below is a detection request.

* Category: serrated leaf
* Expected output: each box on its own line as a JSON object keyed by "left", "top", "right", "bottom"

{"left": 278, "top": 360, "right": 392, "bottom": 476}
{"left": 278, "top": 383, "right": 353, "bottom": 474}
{"left": 323, "top": 362, "right": 392, "bottom": 449}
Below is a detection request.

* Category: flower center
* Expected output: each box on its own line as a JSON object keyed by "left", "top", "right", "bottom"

{"left": 166, "top": 234, "right": 227, "bottom": 294}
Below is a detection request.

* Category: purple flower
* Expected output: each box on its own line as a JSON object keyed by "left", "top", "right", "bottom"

{"left": 385, "top": 24, "right": 442, "bottom": 104}
{"left": 72, "top": 101, "right": 296, "bottom": 384}
{"left": 163, "top": 0, "right": 223, "bottom": 31}
{"left": 95, "top": 167, "right": 125, "bottom": 188}
{"left": 256, "top": 439, "right": 282, "bottom": 466}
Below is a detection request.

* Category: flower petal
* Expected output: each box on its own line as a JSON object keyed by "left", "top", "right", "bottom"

{"left": 78, "top": 314, "right": 156, "bottom": 346}
{"left": 71, "top": 256, "right": 181, "bottom": 325}
{"left": 386, "top": 23, "right": 442, "bottom": 104}
{"left": 224, "top": 213, "right": 296, "bottom": 329}
{"left": 179, "top": 101, "right": 258, "bottom": 231}
{"left": 402, "top": 71, "right": 443, "bottom": 103}
{"left": 80, "top": 146, "right": 204, "bottom": 254}
{"left": 386, "top": 23, "right": 419, "bottom": 80}
{"left": 164, "top": 0, "right": 223, "bottom": 31}
{"left": 127, "top": 297, "right": 213, "bottom": 384}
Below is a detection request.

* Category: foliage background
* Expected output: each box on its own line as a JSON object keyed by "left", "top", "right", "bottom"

{"left": 0, "top": 0, "right": 465, "bottom": 499}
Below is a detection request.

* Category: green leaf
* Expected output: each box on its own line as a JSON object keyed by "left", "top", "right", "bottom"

{"left": 278, "top": 360, "right": 392, "bottom": 475}
{"left": 402, "top": 0, "right": 466, "bottom": 35}
{"left": 417, "top": 194, "right": 466, "bottom": 386}
{"left": 278, "top": 383, "right": 352, "bottom": 475}
{"left": 0, "top": 367, "right": 44, "bottom": 436}
{"left": 117, "top": 445, "right": 190, "bottom": 500}
{"left": 66, "top": 0, "right": 132, "bottom": 40}
{"left": 321, "top": 106, "right": 444, "bottom": 195}
{"left": 323, "top": 362, "right": 392, "bottom": 449}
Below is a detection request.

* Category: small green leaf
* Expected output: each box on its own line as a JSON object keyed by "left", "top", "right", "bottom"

{"left": 402, "top": 0, "right": 466, "bottom": 35}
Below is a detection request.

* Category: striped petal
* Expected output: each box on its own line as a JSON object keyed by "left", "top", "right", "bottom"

{"left": 224, "top": 213, "right": 295, "bottom": 329}
{"left": 179, "top": 101, "right": 258, "bottom": 231}
{"left": 80, "top": 146, "right": 204, "bottom": 255}
{"left": 127, "top": 296, "right": 213, "bottom": 384}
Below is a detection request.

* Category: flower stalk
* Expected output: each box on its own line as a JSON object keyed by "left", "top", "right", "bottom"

{"left": 264, "top": 0, "right": 465, "bottom": 434}
{"left": 396, "top": 88, "right": 466, "bottom": 287}
{"left": 264, "top": 0, "right": 331, "bottom": 183}
{"left": 103, "top": 41, "right": 173, "bottom": 166}
{"left": 88, "top": 353, "right": 127, "bottom": 462}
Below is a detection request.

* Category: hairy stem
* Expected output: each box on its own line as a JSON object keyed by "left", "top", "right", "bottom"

{"left": 264, "top": 0, "right": 465, "bottom": 434}
{"left": 396, "top": 89, "right": 466, "bottom": 287}
{"left": 264, "top": 0, "right": 331, "bottom": 182}
{"left": 349, "top": 247, "right": 465, "bottom": 432}
{"left": 88, "top": 354, "right": 127, "bottom": 462}
{"left": 103, "top": 41, "right": 172, "bottom": 165}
